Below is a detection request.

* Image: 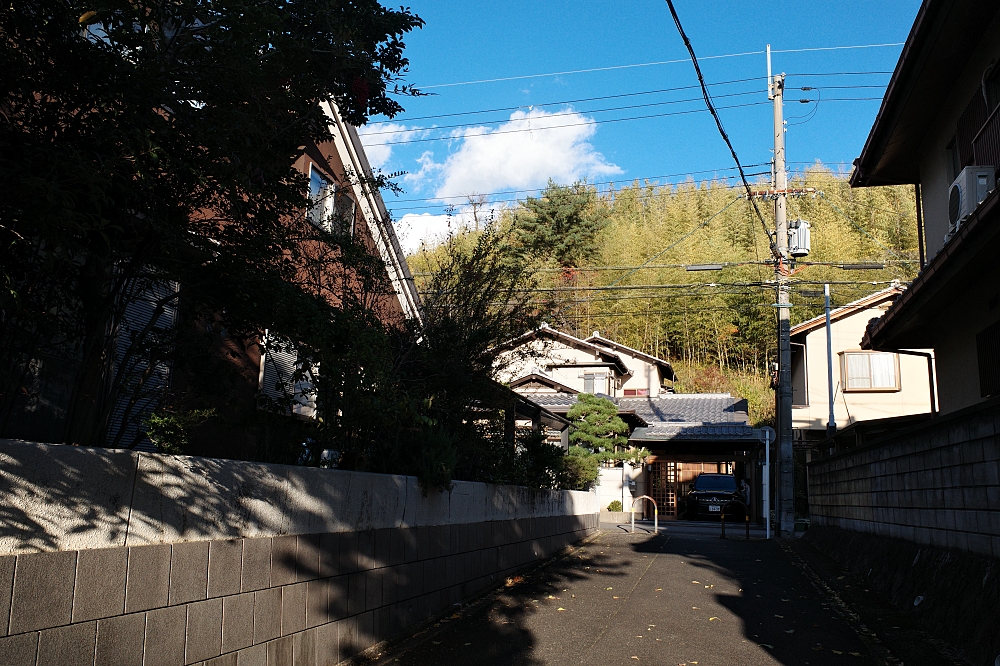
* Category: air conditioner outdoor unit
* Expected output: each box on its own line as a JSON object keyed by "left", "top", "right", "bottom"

{"left": 947, "top": 166, "right": 995, "bottom": 239}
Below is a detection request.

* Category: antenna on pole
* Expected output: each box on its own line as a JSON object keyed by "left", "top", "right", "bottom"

{"left": 767, "top": 44, "right": 773, "bottom": 100}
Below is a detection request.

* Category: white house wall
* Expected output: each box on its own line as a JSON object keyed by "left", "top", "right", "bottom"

{"left": 792, "top": 305, "right": 935, "bottom": 431}
{"left": 497, "top": 339, "right": 624, "bottom": 396}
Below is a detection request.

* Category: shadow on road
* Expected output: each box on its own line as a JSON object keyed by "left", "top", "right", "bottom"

{"left": 371, "top": 522, "right": 959, "bottom": 666}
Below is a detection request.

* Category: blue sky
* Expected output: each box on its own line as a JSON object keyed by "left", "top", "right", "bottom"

{"left": 358, "top": 0, "right": 922, "bottom": 252}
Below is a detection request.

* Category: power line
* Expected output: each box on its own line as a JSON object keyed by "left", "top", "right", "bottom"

{"left": 363, "top": 100, "right": 771, "bottom": 146}
{"left": 368, "top": 77, "right": 762, "bottom": 125}
{"left": 369, "top": 79, "right": 885, "bottom": 126}
{"left": 662, "top": 0, "right": 774, "bottom": 258}
{"left": 417, "top": 45, "right": 903, "bottom": 89}
{"left": 386, "top": 166, "right": 769, "bottom": 205}
{"left": 360, "top": 89, "right": 765, "bottom": 137}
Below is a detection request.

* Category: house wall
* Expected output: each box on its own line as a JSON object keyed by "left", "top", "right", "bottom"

{"left": 792, "top": 305, "right": 934, "bottom": 431}
{"left": 918, "top": 12, "right": 1000, "bottom": 258}
{"left": 612, "top": 354, "right": 660, "bottom": 395}
{"left": 807, "top": 397, "right": 1000, "bottom": 559}
{"left": 497, "top": 339, "right": 622, "bottom": 396}
{"left": 0, "top": 440, "right": 598, "bottom": 666}
{"left": 597, "top": 466, "right": 645, "bottom": 513}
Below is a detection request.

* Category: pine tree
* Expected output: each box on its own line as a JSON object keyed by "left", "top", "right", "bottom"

{"left": 516, "top": 180, "right": 607, "bottom": 267}
{"left": 566, "top": 394, "right": 628, "bottom": 450}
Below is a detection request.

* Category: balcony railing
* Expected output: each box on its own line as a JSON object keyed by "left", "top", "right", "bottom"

{"left": 973, "top": 104, "right": 1000, "bottom": 169}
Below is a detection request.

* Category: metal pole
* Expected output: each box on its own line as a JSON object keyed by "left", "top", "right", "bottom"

{"left": 825, "top": 284, "right": 836, "bottom": 436}
{"left": 772, "top": 69, "right": 795, "bottom": 537}
{"left": 763, "top": 429, "right": 771, "bottom": 540}
{"left": 915, "top": 183, "right": 926, "bottom": 268}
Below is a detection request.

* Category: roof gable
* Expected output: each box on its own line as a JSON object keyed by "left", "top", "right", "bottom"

{"left": 790, "top": 287, "right": 902, "bottom": 338}
{"left": 584, "top": 333, "right": 677, "bottom": 381}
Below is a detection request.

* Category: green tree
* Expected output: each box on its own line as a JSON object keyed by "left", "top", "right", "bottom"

{"left": 516, "top": 180, "right": 608, "bottom": 267}
{"left": 561, "top": 445, "right": 600, "bottom": 490}
{"left": 566, "top": 394, "right": 628, "bottom": 450}
{"left": 0, "top": 0, "right": 422, "bottom": 445}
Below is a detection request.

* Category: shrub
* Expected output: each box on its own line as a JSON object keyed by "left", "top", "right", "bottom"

{"left": 607, "top": 500, "right": 623, "bottom": 512}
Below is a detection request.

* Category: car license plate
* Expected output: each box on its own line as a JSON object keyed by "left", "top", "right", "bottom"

{"left": 708, "top": 505, "right": 721, "bottom": 512}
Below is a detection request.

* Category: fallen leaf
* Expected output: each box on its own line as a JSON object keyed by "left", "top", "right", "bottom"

{"left": 547, "top": 595, "right": 556, "bottom": 599}
{"left": 704, "top": 585, "right": 714, "bottom": 589}
{"left": 431, "top": 641, "right": 441, "bottom": 645}
{"left": 692, "top": 607, "right": 700, "bottom": 610}
{"left": 709, "top": 617, "right": 719, "bottom": 621}
{"left": 606, "top": 587, "right": 613, "bottom": 590}
{"left": 631, "top": 657, "right": 639, "bottom": 661}
{"left": 613, "top": 596, "right": 620, "bottom": 599}
{"left": 692, "top": 581, "right": 701, "bottom": 584}
{"left": 832, "top": 650, "right": 843, "bottom": 655}
{"left": 849, "top": 653, "right": 861, "bottom": 657}
{"left": 557, "top": 607, "right": 566, "bottom": 611}
{"left": 785, "top": 629, "right": 795, "bottom": 634}
{"left": 464, "top": 643, "right": 471, "bottom": 646}
{"left": 774, "top": 614, "right": 783, "bottom": 618}
{"left": 656, "top": 588, "right": 663, "bottom": 591}
{"left": 760, "top": 643, "right": 774, "bottom": 649}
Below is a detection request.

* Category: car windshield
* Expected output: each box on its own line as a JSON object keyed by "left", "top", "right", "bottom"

{"left": 693, "top": 475, "right": 737, "bottom": 492}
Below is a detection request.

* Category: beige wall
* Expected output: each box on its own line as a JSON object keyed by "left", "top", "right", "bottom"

{"left": 917, "top": 13, "right": 1000, "bottom": 258}
{"left": 497, "top": 339, "right": 625, "bottom": 396}
{"left": 792, "top": 304, "right": 934, "bottom": 431}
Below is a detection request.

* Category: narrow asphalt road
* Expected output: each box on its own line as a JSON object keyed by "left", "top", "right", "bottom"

{"left": 366, "top": 522, "right": 959, "bottom": 666}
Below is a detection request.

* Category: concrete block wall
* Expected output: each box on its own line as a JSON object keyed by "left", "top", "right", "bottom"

{"left": 0, "top": 441, "right": 598, "bottom": 665}
{"left": 808, "top": 399, "right": 1000, "bottom": 558}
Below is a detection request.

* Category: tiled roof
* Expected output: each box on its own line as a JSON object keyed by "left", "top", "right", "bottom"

{"left": 520, "top": 393, "right": 750, "bottom": 427}
{"left": 629, "top": 423, "right": 756, "bottom": 442}
{"left": 618, "top": 394, "right": 748, "bottom": 425}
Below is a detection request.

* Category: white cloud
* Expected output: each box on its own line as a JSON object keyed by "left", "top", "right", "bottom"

{"left": 376, "top": 108, "right": 623, "bottom": 253}
{"left": 356, "top": 123, "right": 418, "bottom": 170}
{"left": 432, "top": 108, "right": 622, "bottom": 199}
{"left": 394, "top": 212, "right": 457, "bottom": 255}
{"left": 394, "top": 207, "right": 492, "bottom": 255}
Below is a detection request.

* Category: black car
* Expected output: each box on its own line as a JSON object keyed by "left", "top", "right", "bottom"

{"left": 682, "top": 473, "right": 744, "bottom": 520}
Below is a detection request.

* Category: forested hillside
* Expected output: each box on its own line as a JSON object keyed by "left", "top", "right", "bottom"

{"left": 407, "top": 164, "right": 920, "bottom": 425}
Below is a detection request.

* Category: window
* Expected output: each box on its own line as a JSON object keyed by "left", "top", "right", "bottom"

{"left": 308, "top": 164, "right": 334, "bottom": 230}
{"left": 841, "top": 352, "right": 899, "bottom": 391}
{"left": 977, "top": 318, "right": 1000, "bottom": 397}
{"left": 308, "top": 164, "right": 355, "bottom": 235}
{"left": 791, "top": 342, "right": 808, "bottom": 407}
{"left": 582, "top": 373, "right": 607, "bottom": 394}
{"left": 623, "top": 388, "right": 649, "bottom": 397}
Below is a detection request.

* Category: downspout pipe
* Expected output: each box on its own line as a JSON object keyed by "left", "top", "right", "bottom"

{"left": 867, "top": 346, "right": 938, "bottom": 415}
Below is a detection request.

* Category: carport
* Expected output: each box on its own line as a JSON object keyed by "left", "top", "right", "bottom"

{"left": 629, "top": 423, "right": 762, "bottom": 521}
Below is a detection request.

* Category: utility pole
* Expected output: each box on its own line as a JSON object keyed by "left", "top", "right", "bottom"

{"left": 768, "top": 45, "right": 795, "bottom": 537}
{"left": 825, "top": 284, "right": 836, "bottom": 437}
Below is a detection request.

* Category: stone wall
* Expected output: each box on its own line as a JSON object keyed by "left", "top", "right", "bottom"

{"left": 807, "top": 398, "right": 1000, "bottom": 558}
{"left": 0, "top": 440, "right": 598, "bottom": 666}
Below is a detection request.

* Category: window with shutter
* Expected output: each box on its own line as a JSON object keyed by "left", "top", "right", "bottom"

{"left": 259, "top": 335, "right": 318, "bottom": 419}
{"left": 106, "top": 278, "right": 179, "bottom": 449}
